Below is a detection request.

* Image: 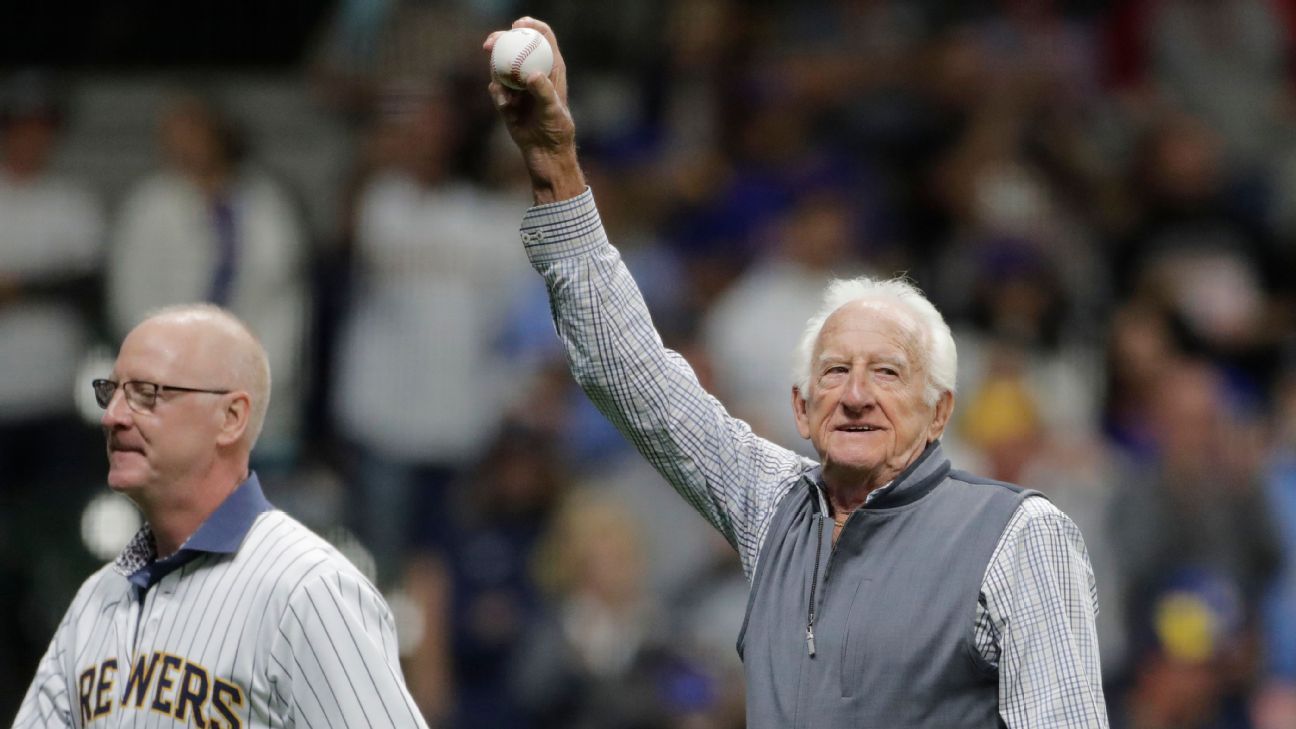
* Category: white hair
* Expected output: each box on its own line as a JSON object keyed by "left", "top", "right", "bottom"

{"left": 793, "top": 275, "right": 957, "bottom": 406}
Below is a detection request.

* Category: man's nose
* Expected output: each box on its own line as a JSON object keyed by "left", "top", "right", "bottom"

{"left": 840, "top": 370, "right": 876, "bottom": 411}
{"left": 100, "top": 388, "right": 132, "bottom": 429}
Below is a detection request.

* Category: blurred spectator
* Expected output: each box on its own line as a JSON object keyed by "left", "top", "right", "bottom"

{"left": 1117, "top": 113, "right": 1286, "bottom": 399}
{"left": 0, "top": 70, "right": 104, "bottom": 718}
{"left": 666, "top": 83, "right": 867, "bottom": 310}
{"left": 1114, "top": 568, "right": 1257, "bottom": 729}
{"left": 951, "top": 242, "right": 1104, "bottom": 439}
{"left": 1102, "top": 300, "right": 1181, "bottom": 457}
{"left": 662, "top": 531, "right": 749, "bottom": 729}
{"left": 0, "top": 72, "right": 104, "bottom": 462}
{"left": 1255, "top": 372, "right": 1296, "bottom": 728}
{"left": 310, "top": 0, "right": 502, "bottom": 118}
{"left": 512, "top": 491, "right": 691, "bottom": 729}
{"left": 1270, "top": 138, "right": 1296, "bottom": 248}
{"left": 976, "top": 0, "right": 1101, "bottom": 108}
{"left": 1112, "top": 0, "right": 1295, "bottom": 170}
{"left": 107, "top": 93, "right": 311, "bottom": 465}
{"left": 927, "top": 84, "right": 1111, "bottom": 333}
{"left": 656, "top": 0, "right": 740, "bottom": 166}
{"left": 402, "top": 422, "right": 568, "bottom": 728}
{"left": 1110, "top": 359, "right": 1281, "bottom": 672}
{"left": 702, "top": 191, "right": 873, "bottom": 453}
{"left": 330, "top": 85, "right": 530, "bottom": 583}
{"left": 762, "top": 0, "right": 928, "bottom": 112}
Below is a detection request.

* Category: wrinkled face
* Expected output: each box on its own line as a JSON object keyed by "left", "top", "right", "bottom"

{"left": 793, "top": 301, "right": 952, "bottom": 489}
{"left": 100, "top": 320, "right": 229, "bottom": 499}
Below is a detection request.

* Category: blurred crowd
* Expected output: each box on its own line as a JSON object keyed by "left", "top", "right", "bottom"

{"left": 3, "top": 0, "right": 1296, "bottom": 727}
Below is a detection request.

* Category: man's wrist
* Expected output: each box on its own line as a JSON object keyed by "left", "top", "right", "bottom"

{"left": 525, "top": 148, "right": 586, "bottom": 204}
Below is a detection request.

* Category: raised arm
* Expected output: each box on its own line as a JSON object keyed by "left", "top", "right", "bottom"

{"left": 484, "top": 19, "right": 814, "bottom": 576}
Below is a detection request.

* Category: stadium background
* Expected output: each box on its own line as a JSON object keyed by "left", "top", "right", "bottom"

{"left": 2, "top": 0, "right": 1296, "bottom": 726}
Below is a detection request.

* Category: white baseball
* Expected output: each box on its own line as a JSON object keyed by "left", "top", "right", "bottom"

{"left": 490, "top": 28, "right": 554, "bottom": 90}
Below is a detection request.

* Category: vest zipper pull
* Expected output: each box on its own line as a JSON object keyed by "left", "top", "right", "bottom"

{"left": 805, "top": 511, "right": 825, "bottom": 658}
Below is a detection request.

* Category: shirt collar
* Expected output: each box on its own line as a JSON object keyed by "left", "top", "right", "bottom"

{"left": 112, "top": 472, "right": 273, "bottom": 588}
{"left": 181, "top": 471, "right": 273, "bottom": 554}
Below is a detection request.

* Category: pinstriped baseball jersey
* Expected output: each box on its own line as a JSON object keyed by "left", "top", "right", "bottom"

{"left": 15, "top": 474, "right": 428, "bottom": 728}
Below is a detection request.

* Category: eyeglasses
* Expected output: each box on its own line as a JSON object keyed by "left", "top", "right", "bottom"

{"left": 92, "top": 379, "right": 231, "bottom": 414}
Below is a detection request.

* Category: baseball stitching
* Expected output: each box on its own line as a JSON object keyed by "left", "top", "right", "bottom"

{"left": 510, "top": 34, "right": 543, "bottom": 87}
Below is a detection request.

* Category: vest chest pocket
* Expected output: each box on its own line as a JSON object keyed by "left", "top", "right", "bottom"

{"left": 839, "top": 576, "right": 873, "bottom": 699}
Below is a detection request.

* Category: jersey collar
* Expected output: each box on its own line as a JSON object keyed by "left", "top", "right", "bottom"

{"left": 113, "top": 472, "right": 274, "bottom": 590}
{"left": 181, "top": 471, "right": 273, "bottom": 554}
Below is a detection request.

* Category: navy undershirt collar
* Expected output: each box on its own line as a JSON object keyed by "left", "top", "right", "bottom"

{"left": 126, "top": 472, "right": 273, "bottom": 592}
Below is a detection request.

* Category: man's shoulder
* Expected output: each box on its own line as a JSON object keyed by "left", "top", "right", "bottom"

{"left": 237, "top": 511, "right": 378, "bottom": 599}
{"left": 945, "top": 470, "right": 1065, "bottom": 510}
{"left": 50, "top": 563, "right": 132, "bottom": 637}
{"left": 1011, "top": 493, "right": 1068, "bottom": 520}
{"left": 946, "top": 468, "right": 1035, "bottom": 497}
{"left": 941, "top": 469, "right": 1067, "bottom": 532}
{"left": 976, "top": 484, "right": 1082, "bottom": 553}
{"left": 75, "top": 562, "right": 131, "bottom": 606}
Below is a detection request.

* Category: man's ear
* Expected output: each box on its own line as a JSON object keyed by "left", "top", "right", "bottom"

{"left": 927, "top": 390, "right": 955, "bottom": 442}
{"left": 792, "top": 385, "right": 812, "bottom": 440}
{"left": 215, "top": 392, "right": 251, "bottom": 447}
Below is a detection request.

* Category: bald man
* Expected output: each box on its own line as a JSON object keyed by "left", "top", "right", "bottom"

{"left": 15, "top": 304, "right": 429, "bottom": 728}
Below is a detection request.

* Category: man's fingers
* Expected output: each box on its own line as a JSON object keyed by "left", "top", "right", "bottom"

{"left": 510, "top": 17, "right": 566, "bottom": 96}
{"left": 482, "top": 30, "right": 505, "bottom": 52}
{"left": 524, "top": 72, "right": 557, "bottom": 106}
{"left": 488, "top": 81, "right": 530, "bottom": 113}
{"left": 511, "top": 16, "right": 552, "bottom": 34}
{"left": 488, "top": 81, "right": 511, "bottom": 110}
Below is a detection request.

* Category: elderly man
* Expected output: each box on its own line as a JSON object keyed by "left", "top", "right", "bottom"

{"left": 15, "top": 305, "right": 428, "bottom": 728}
{"left": 485, "top": 19, "right": 1108, "bottom": 728}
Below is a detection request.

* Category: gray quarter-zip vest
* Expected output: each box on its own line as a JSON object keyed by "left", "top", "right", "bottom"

{"left": 737, "top": 442, "right": 1037, "bottom": 728}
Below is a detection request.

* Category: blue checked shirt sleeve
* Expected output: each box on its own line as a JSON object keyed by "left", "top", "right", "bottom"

{"left": 976, "top": 497, "right": 1110, "bottom": 728}
{"left": 520, "top": 189, "right": 813, "bottom": 578}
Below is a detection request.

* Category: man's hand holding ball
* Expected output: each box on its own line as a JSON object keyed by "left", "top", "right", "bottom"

{"left": 484, "top": 18, "right": 584, "bottom": 204}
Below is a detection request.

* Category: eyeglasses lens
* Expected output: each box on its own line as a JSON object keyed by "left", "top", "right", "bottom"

{"left": 123, "top": 382, "right": 157, "bottom": 412}
{"left": 92, "top": 379, "right": 115, "bottom": 408}
{"left": 93, "top": 380, "right": 160, "bottom": 412}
